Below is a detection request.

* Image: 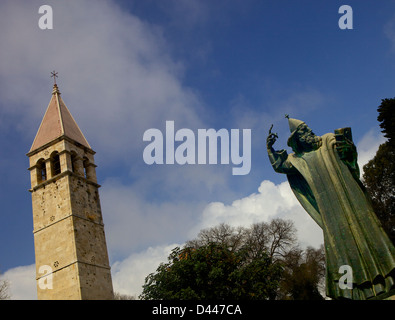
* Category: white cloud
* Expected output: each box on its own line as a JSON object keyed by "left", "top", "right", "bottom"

{"left": 101, "top": 175, "right": 324, "bottom": 280}
{"left": 356, "top": 128, "right": 386, "bottom": 173}
{"left": 108, "top": 179, "right": 324, "bottom": 298}
{"left": 0, "top": 264, "right": 36, "bottom": 300}
{"left": 0, "top": 0, "right": 204, "bottom": 163}
{"left": 190, "top": 180, "right": 323, "bottom": 248}
{"left": 111, "top": 243, "right": 180, "bottom": 298}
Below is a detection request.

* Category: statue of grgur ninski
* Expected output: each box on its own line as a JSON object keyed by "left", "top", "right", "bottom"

{"left": 267, "top": 116, "right": 395, "bottom": 300}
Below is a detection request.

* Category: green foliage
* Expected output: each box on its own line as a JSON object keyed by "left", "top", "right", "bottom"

{"left": 139, "top": 243, "right": 283, "bottom": 300}
{"left": 363, "top": 142, "right": 395, "bottom": 243}
{"left": 377, "top": 98, "right": 395, "bottom": 144}
{"left": 363, "top": 98, "right": 395, "bottom": 244}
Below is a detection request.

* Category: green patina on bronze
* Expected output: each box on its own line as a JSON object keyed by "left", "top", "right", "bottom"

{"left": 267, "top": 117, "right": 395, "bottom": 300}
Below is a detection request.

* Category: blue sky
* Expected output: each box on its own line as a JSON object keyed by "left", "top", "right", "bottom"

{"left": 0, "top": 0, "right": 394, "bottom": 299}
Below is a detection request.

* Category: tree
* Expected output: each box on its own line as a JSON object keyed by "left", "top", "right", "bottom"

{"left": 139, "top": 243, "right": 283, "bottom": 300}
{"left": 187, "top": 223, "right": 246, "bottom": 253}
{"left": 0, "top": 276, "right": 10, "bottom": 300}
{"left": 363, "top": 143, "right": 395, "bottom": 243}
{"left": 363, "top": 98, "right": 395, "bottom": 244}
{"left": 377, "top": 98, "right": 395, "bottom": 144}
{"left": 113, "top": 292, "right": 136, "bottom": 300}
{"left": 140, "top": 219, "right": 325, "bottom": 300}
{"left": 187, "top": 219, "right": 297, "bottom": 262}
{"left": 277, "top": 245, "right": 325, "bottom": 300}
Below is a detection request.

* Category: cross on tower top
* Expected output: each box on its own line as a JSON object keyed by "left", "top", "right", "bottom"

{"left": 285, "top": 114, "right": 290, "bottom": 119}
{"left": 51, "top": 70, "right": 58, "bottom": 85}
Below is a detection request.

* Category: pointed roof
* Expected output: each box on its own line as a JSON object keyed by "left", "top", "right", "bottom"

{"left": 29, "top": 84, "right": 91, "bottom": 153}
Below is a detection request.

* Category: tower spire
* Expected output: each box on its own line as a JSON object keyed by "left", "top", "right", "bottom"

{"left": 28, "top": 73, "right": 91, "bottom": 153}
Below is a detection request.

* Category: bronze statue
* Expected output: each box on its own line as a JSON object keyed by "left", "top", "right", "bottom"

{"left": 267, "top": 116, "right": 395, "bottom": 299}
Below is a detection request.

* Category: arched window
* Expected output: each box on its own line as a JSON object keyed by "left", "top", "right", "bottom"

{"left": 70, "top": 152, "right": 77, "bottom": 173}
{"left": 51, "top": 151, "right": 61, "bottom": 176}
{"left": 83, "top": 157, "right": 89, "bottom": 179}
{"left": 37, "top": 159, "right": 47, "bottom": 183}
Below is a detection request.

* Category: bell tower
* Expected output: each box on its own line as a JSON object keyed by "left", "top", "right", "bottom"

{"left": 27, "top": 76, "right": 114, "bottom": 300}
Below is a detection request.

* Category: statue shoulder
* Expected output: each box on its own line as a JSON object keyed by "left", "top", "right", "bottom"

{"left": 321, "top": 133, "right": 336, "bottom": 148}
{"left": 323, "top": 132, "right": 335, "bottom": 140}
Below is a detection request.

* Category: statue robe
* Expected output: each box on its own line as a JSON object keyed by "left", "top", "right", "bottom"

{"left": 275, "top": 133, "right": 395, "bottom": 299}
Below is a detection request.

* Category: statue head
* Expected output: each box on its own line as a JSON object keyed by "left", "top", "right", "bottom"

{"left": 287, "top": 117, "right": 321, "bottom": 154}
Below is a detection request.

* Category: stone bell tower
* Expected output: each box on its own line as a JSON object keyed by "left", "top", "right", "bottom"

{"left": 27, "top": 76, "right": 114, "bottom": 299}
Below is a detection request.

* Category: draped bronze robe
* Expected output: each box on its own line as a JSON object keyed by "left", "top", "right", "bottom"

{"left": 272, "top": 133, "right": 395, "bottom": 299}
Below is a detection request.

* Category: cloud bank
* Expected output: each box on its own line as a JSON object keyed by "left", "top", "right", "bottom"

{"left": 109, "top": 179, "right": 324, "bottom": 297}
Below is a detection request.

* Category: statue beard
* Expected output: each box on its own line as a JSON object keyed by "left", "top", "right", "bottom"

{"left": 299, "top": 133, "right": 322, "bottom": 151}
